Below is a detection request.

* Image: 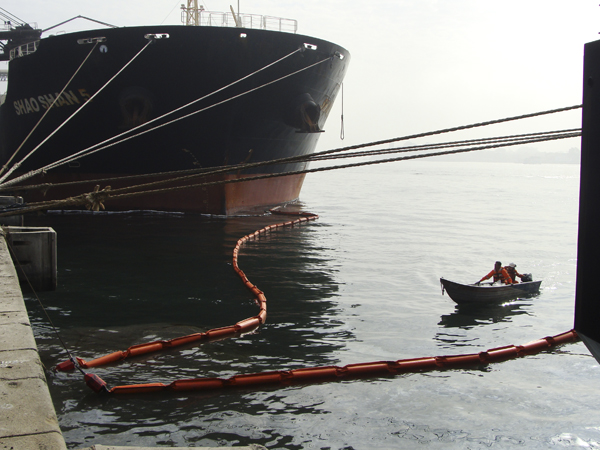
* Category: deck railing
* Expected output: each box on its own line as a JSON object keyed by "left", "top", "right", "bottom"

{"left": 181, "top": 10, "right": 297, "bottom": 34}
{"left": 9, "top": 41, "right": 39, "bottom": 60}
{"left": 0, "top": 22, "right": 38, "bottom": 31}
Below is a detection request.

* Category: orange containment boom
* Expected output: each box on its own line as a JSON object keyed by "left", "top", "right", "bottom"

{"left": 55, "top": 209, "right": 319, "bottom": 372}
{"left": 53, "top": 208, "right": 581, "bottom": 396}
{"left": 82, "top": 329, "right": 578, "bottom": 394}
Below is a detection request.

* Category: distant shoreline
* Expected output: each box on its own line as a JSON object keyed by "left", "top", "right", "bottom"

{"left": 430, "top": 147, "right": 580, "bottom": 164}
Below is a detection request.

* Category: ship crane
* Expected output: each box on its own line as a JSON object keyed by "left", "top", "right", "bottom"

{"left": 0, "top": 7, "right": 28, "bottom": 29}
{"left": 0, "top": 8, "right": 42, "bottom": 61}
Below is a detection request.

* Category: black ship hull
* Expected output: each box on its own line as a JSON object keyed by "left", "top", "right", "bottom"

{"left": 0, "top": 25, "right": 349, "bottom": 214}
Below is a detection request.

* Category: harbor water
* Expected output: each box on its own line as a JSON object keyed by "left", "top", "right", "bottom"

{"left": 22, "top": 159, "right": 599, "bottom": 449}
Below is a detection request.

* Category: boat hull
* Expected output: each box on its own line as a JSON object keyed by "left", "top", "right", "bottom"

{"left": 440, "top": 277, "right": 542, "bottom": 305}
{"left": 0, "top": 25, "right": 350, "bottom": 214}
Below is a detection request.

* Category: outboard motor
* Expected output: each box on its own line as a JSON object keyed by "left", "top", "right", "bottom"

{"left": 521, "top": 273, "right": 533, "bottom": 282}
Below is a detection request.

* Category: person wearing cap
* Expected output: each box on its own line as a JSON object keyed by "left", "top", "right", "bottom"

{"left": 504, "top": 262, "right": 524, "bottom": 284}
{"left": 477, "top": 261, "right": 513, "bottom": 285}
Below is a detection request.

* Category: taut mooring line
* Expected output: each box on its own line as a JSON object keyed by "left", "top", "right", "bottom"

{"left": 0, "top": 38, "right": 155, "bottom": 185}
{"left": 0, "top": 40, "right": 100, "bottom": 180}
{"left": 0, "top": 128, "right": 581, "bottom": 217}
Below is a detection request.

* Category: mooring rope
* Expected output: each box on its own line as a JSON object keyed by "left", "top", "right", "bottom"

{"left": 0, "top": 128, "right": 581, "bottom": 197}
{"left": 311, "top": 104, "right": 582, "bottom": 158}
{"left": 6, "top": 128, "right": 584, "bottom": 202}
{"left": 51, "top": 209, "right": 580, "bottom": 395}
{"left": 36, "top": 49, "right": 305, "bottom": 172}
{"left": 0, "top": 54, "right": 312, "bottom": 195}
{"left": 0, "top": 48, "right": 326, "bottom": 189}
{"left": 86, "top": 129, "right": 581, "bottom": 196}
{"left": 0, "top": 38, "right": 156, "bottom": 185}
{"left": 0, "top": 40, "right": 100, "bottom": 180}
{"left": 94, "top": 129, "right": 578, "bottom": 205}
{"left": 0, "top": 127, "right": 580, "bottom": 216}
{"left": 308, "top": 128, "right": 582, "bottom": 161}
{"left": 0, "top": 165, "right": 224, "bottom": 193}
{"left": 4, "top": 230, "right": 86, "bottom": 376}
{"left": 1, "top": 102, "right": 583, "bottom": 194}
{"left": 42, "top": 55, "right": 331, "bottom": 173}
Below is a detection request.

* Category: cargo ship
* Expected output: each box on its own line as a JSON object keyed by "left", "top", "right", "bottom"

{"left": 0, "top": 3, "right": 349, "bottom": 214}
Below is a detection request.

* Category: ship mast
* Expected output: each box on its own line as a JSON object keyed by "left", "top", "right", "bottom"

{"left": 181, "top": 0, "right": 203, "bottom": 26}
{"left": 181, "top": 1, "right": 244, "bottom": 28}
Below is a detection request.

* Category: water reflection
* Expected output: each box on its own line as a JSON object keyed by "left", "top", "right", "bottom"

{"left": 434, "top": 299, "right": 534, "bottom": 351}
{"left": 22, "top": 210, "right": 348, "bottom": 448}
{"left": 54, "top": 388, "right": 334, "bottom": 448}
{"left": 438, "top": 300, "right": 533, "bottom": 329}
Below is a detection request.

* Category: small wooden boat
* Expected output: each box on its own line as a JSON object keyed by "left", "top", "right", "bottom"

{"left": 440, "top": 277, "right": 542, "bottom": 305}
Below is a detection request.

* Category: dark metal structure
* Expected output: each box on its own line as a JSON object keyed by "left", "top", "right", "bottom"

{"left": 0, "top": 20, "right": 349, "bottom": 214}
{"left": 0, "top": 8, "right": 42, "bottom": 61}
{"left": 575, "top": 39, "right": 600, "bottom": 362}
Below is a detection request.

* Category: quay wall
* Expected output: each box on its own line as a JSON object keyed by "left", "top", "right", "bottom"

{"left": 0, "top": 230, "right": 67, "bottom": 449}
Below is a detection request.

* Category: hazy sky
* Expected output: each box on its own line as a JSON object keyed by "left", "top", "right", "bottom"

{"left": 1, "top": 1, "right": 598, "bottom": 155}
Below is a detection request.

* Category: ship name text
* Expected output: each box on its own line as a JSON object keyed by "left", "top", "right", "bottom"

{"left": 13, "top": 89, "right": 91, "bottom": 116}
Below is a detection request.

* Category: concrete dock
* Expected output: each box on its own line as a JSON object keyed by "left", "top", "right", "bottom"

{"left": 82, "top": 447, "right": 266, "bottom": 450}
{"left": 0, "top": 229, "right": 67, "bottom": 449}
{"left": 0, "top": 230, "right": 266, "bottom": 449}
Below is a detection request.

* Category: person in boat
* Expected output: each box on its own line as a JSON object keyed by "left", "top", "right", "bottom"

{"left": 504, "top": 262, "right": 524, "bottom": 284}
{"left": 477, "top": 261, "right": 513, "bottom": 285}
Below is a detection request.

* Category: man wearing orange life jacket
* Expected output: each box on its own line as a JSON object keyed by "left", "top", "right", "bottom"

{"left": 504, "top": 262, "right": 524, "bottom": 283}
{"left": 478, "top": 261, "right": 513, "bottom": 285}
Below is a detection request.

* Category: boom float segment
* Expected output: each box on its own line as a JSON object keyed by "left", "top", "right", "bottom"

{"left": 55, "top": 209, "right": 318, "bottom": 372}
{"left": 97, "top": 330, "right": 578, "bottom": 394}
{"left": 53, "top": 210, "right": 579, "bottom": 395}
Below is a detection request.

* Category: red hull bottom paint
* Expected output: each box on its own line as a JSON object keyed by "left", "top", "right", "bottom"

{"left": 7, "top": 172, "right": 307, "bottom": 215}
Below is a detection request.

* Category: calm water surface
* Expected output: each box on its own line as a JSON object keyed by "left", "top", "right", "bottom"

{"left": 24, "top": 160, "right": 599, "bottom": 449}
